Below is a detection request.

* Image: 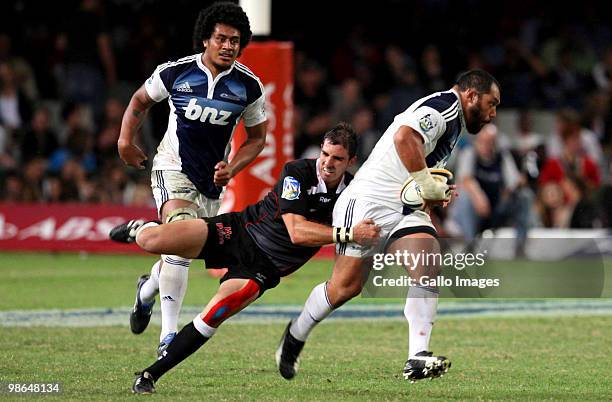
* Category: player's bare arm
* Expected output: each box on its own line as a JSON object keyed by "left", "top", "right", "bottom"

{"left": 214, "top": 121, "right": 267, "bottom": 186}
{"left": 118, "top": 84, "right": 157, "bottom": 169}
{"left": 282, "top": 213, "right": 380, "bottom": 247}
{"left": 393, "top": 125, "right": 428, "bottom": 173}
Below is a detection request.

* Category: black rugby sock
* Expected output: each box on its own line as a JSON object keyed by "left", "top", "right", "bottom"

{"left": 144, "top": 322, "right": 208, "bottom": 381}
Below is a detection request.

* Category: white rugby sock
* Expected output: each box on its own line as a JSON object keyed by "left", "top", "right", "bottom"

{"left": 290, "top": 282, "right": 333, "bottom": 342}
{"left": 139, "top": 260, "right": 161, "bottom": 305}
{"left": 159, "top": 255, "right": 191, "bottom": 341}
{"left": 405, "top": 285, "right": 439, "bottom": 358}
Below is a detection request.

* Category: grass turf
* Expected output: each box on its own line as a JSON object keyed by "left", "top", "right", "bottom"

{"left": 1, "top": 252, "right": 611, "bottom": 400}
{"left": 1, "top": 252, "right": 609, "bottom": 310}
{"left": 1, "top": 318, "right": 611, "bottom": 400}
{"left": 0, "top": 252, "right": 336, "bottom": 310}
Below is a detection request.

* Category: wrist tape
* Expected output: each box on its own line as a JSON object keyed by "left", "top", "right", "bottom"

{"left": 333, "top": 226, "right": 354, "bottom": 243}
{"left": 411, "top": 167, "right": 447, "bottom": 200}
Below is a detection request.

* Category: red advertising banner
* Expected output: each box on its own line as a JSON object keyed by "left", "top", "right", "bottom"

{"left": 0, "top": 203, "right": 157, "bottom": 253}
{"left": 0, "top": 203, "right": 334, "bottom": 258}
{"left": 220, "top": 41, "right": 294, "bottom": 213}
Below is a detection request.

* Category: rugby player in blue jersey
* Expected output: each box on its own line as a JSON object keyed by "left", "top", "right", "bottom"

{"left": 117, "top": 2, "right": 267, "bottom": 358}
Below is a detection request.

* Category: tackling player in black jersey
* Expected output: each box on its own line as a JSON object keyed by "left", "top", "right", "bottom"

{"left": 110, "top": 122, "right": 380, "bottom": 394}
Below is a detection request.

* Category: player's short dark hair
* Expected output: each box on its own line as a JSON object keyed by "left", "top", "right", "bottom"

{"left": 322, "top": 122, "right": 358, "bottom": 159}
{"left": 456, "top": 69, "right": 500, "bottom": 94}
{"left": 192, "top": 2, "right": 252, "bottom": 54}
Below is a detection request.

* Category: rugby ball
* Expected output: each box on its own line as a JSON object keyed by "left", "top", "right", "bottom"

{"left": 400, "top": 169, "right": 454, "bottom": 210}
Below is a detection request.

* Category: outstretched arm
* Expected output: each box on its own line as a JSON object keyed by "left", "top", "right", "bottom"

{"left": 118, "top": 85, "right": 157, "bottom": 169}
{"left": 282, "top": 213, "right": 380, "bottom": 247}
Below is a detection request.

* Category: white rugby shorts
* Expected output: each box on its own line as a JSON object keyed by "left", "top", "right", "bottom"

{"left": 332, "top": 192, "right": 436, "bottom": 258}
{"left": 151, "top": 170, "right": 221, "bottom": 218}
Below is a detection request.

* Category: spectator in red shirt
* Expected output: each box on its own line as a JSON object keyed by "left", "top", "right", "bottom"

{"left": 538, "top": 110, "right": 601, "bottom": 227}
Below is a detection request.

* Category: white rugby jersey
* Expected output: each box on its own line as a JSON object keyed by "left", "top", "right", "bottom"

{"left": 145, "top": 54, "right": 266, "bottom": 199}
{"left": 345, "top": 89, "right": 466, "bottom": 211}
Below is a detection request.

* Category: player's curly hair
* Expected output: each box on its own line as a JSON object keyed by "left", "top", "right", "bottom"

{"left": 192, "top": 2, "right": 252, "bottom": 55}
{"left": 323, "top": 122, "right": 358, "bottom": 159}
{"left": 456, "top": 69, "right": 500, "bottom": 94}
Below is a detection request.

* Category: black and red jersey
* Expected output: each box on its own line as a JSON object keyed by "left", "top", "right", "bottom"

{"left": 240, "top": 158, "right": 353, "bottom": 276}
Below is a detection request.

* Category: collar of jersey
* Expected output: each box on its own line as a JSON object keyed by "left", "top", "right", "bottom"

{"left": 196, "top": 53, "right": 235, "bottom": 99}
{"left": 315, "top": 158, "right": 347, "bottom": 194}
{"left": 449, "top": 88, "right": 467, "bottom": 132}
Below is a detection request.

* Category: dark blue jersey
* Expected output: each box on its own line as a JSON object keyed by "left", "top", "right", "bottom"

{"left": 408, "top": 90, "right": 465, "bottom": 168}
{"left": 146, "top": 55, "right": 266, "bottom": 199}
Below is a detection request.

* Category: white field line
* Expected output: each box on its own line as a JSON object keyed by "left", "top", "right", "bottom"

{"left": 1, "top": 300, "right": 612, "bottom": 327}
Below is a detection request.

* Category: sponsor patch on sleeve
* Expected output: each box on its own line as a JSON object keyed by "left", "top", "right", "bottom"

{"left": 419, "top": 113, "right": 436, "bottom": 133}
{"left": 281, "top": 176, "right": 301, "bottom": 200}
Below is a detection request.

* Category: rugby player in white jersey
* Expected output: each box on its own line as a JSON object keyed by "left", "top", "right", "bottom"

{"left": 117, "top": 2, "right": 266, "bottom": 356}
{"left": 277, "top": 70, "right": 501, "bottom": 381}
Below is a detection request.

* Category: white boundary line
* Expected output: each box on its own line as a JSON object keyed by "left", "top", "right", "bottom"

{"left": 1, "top": 300, "right": 612, "bottom": 327}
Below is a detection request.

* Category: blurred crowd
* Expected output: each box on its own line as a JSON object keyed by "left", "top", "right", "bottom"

{"left": 0, "top": 0, "right": 611, "bottom": 234}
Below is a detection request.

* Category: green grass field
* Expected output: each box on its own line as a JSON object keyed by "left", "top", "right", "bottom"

{"left": 1, "top": 252, "right": 611, "bottom": 401}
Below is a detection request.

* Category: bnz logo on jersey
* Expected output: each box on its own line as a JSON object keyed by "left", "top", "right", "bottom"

{"left": 184, "top": 98, "right": 232, "bottom": 125}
